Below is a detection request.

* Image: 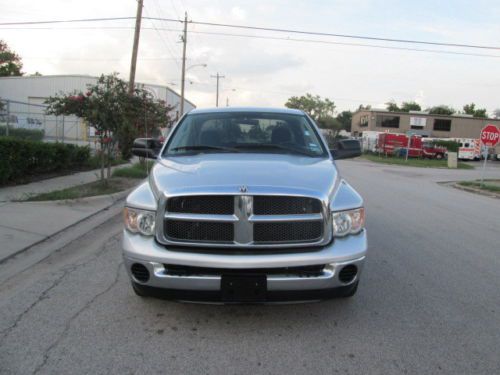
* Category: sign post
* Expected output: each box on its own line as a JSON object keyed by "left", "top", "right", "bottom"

{"left": 479, "top": 124, "right": 500, "bottom": 186}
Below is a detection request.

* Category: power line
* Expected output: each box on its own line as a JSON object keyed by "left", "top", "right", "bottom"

{"left": 179, "top": 18, "right": 500, "bottom": 51}
{"left": 1, "top": 16, "right": 499, "bottom": 50}
{"left": 0, "top": 17, "right": 135, "bottom": 26}
{"left": 142, "top": 6, "right": 181, "bottom": 69}
{"left": 6, "top": 25, "right": 499, "bottom": 59}
{"left": 186, "top": 29, "right": 500, "bottom": 59}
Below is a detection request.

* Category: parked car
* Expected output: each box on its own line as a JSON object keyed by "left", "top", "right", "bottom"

{"left": 123, "top": 107, "right": 366, "bottom": 303}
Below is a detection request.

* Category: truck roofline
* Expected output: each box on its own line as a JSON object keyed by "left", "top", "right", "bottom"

{"left": 188, "top": 107, "right": 306, "bottom": 116}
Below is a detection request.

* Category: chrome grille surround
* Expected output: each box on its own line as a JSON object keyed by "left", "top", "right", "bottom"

{"left": 155, "top": 187, "right": 332, "bottom": 249}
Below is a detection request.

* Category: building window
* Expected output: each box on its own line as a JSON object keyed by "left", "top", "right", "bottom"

{"left": 359, "top": 115, "right": 369, "bottom": 127}
{"left": 433, "top": 119, "right": 451, "bottom": 131}
{"left": 376, "top": 115, "right": 400, "bottom": 128}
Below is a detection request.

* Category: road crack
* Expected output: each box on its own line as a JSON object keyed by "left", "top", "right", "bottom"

{"left": 32, "top": 261, "right": 123, "bottom": 375}
{"left": 0, "top": 234, "right": 120, "bottom": 344}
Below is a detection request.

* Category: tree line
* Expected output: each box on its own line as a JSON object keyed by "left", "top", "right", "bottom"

{"left": 384, "top": 100, "right": 489, "bottom": 118}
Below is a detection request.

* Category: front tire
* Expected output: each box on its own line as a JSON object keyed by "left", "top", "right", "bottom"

{"left": 132, "top": 282, "right": 149, "bottom": 297}
{"left": 341, "top": 281, "right": 359, "bottom": 298}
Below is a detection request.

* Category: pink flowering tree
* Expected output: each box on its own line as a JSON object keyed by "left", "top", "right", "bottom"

{"left": 45, "top": 74, "right": 174, "bottom": 181}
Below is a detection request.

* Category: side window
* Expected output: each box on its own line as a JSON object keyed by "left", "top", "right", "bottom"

{"left": 433, "top": 119, "right": 451, "bottom": 131}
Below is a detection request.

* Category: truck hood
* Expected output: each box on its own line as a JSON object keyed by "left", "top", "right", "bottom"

{"left": 150, "top": 153, "right": 338, "bottom": 199}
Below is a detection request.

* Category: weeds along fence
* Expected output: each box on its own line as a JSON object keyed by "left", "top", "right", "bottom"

{"left": 0, "top": 99, "right": 92, "bottom": 144}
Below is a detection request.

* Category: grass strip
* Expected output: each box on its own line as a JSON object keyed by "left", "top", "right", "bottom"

{"left": 361, "top": 153, "right": 473, "bottom": 169}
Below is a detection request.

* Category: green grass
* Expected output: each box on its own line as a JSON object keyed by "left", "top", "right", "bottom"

{"left": 361, "top": 153, "right": 474, "bottom": 169}
{"left": 23, "top": 178, "right": 135, "bottom": 201}
{"left": 112, "top": 161, "right": 155, "bottom": 179}
{"left": 458, "top": 180, "right": 500, "bottom": 193}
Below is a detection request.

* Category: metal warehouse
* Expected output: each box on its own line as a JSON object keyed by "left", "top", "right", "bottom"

{"left": 0, "top": 75, "right": 196, "bottom": 142}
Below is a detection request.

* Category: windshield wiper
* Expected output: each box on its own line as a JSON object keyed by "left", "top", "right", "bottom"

{"left": 170, "top": 145, "right": 240, "bottom": 153}
{"left": 233, "top": 143, "right": 316, "bottom": 156}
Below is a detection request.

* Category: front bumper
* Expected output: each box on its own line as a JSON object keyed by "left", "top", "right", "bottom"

{"left": 123, "top": 229, "right": 367, "bottom": 302}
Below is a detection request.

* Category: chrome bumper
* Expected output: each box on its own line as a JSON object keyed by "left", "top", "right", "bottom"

{"left": 123, "top": 229, "right": 367, "bottom": 293}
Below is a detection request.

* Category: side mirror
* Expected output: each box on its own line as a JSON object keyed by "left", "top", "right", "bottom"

{"left": 132, "top": 138, "right": 162, "bottom": 159}
{"left": 330, "top": 139, "right": 362, "bottom": 160}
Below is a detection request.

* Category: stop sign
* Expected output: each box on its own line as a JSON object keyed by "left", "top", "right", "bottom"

{"left": 480, "top": 124, "right": 500, "bottom": 147}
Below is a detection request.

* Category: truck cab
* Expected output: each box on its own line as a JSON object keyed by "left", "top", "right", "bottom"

{"left": 123, "top": 107, "right": 366, "bottom": 303}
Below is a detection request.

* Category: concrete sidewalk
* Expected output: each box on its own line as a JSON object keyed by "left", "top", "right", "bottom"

{"left": 0, "top": 191, "right": 129, "bottom": 263}
{"left": 0, "top": 165, "right": 137, "bottom": 263}
{"left": 0, "top": 165, "right": 131, "bottom": 202}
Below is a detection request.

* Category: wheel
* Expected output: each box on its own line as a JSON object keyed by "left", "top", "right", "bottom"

{"left": 435, "top": 153, "right": 444, "bottom": 160}
{"left": 341, "top": 281, "right": 359, "bottom": 298}
{"left": 132, "top": 282, "right": 149, "bottom": 297}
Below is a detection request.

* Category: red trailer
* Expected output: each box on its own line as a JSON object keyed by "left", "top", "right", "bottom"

{"left": 377, "top": 133, "right": 447, "bottom": 159}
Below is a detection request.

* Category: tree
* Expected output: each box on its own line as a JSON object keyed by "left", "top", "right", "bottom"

{"left": 318, "top": 115, "right": 342, "bottom": 142}
{"left": 285, "top": 93, "right": 335, "bottom": 121}
{"left": 385, "top": 101, "right": 400, "bottom": 112}
{"left": 462, "top": 103, "right": 487, "bottom": 118}
{"left": 427, "top": 105, "right": 455, "bottom": 115}
{"left": 336, "top": 110, "right": 352, "bottom": 132}
{"left": 0, "top": 40, "right": 23, "bottom": 77}
{"left": 358, "top": 104, "right": 371, "bottom": 110}
{"left": 45, "top": 74, "right": 174, "bottom": 181}
{"left": 400, "top": 101, "right": 421, "bottom": 112}
{"left": 386, "top": 101, "right": 421, "bottom": 112}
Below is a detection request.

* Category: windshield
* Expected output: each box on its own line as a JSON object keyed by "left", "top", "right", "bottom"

{"left": 163, "top": 111, "right": 328, "bottom": 157}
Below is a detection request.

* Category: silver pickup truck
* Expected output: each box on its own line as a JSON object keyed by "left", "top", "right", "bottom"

{"left": 123, "top": 107, "right": 366, "bottom": 303}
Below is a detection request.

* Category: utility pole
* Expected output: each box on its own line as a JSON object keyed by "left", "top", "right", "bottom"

{"left": 210, "top": 73, "right": 225, "bottom": 107}
{"left": 180, "top": 12, "right": 188, "bottom": 116}
{"left": 129, "top": 0, "right": 144, "bottom": 94}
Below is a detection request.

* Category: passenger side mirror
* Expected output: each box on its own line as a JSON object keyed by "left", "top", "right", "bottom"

{"left": 330, "top": 139, "right": 362, "bottom": 160}
{"left": 131, "top": 138, "right": 162, "bottom": 159}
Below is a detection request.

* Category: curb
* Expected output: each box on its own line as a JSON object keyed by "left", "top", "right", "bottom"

{"left": 438, "top": 181, "right": 500, "bottom": 199}
{"left": 0, "top": 189, "right": 131, "bottom": 265}
{"left": 450, "top": 183, "right": 500, "bottom": 199}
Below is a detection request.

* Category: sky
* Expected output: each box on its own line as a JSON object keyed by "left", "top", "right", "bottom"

{"left": 1, "top": 0, "right": 500, "bottom": 114}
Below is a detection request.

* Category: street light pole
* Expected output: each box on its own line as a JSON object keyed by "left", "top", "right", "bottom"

{"left": 180, "top": 12, "right": 188, "bottom": 115}
{"left": 210, "top": 72, "right": 225, "bottom": 107}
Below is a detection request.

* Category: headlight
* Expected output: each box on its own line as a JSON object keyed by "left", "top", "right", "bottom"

{"left": 124, "top": 207, "right": 156, "bottom": 236}
{"left": 332, "top": 208, "right": 365, "bottom": 237}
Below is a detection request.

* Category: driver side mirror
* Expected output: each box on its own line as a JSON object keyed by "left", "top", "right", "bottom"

{"left": 330, "top": 139, "right": 362, "bottom": 160}
{"left": 131, "top": 138, "right": 162, "bottom": 159}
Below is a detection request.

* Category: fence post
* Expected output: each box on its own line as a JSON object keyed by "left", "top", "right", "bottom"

{"left": 62, "top": 116, "right": 65, "bottom": 143}
{"left": 5, "top": 100, "right": 10, "bottom": 137}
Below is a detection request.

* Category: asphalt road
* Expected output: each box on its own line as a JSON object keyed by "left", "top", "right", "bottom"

{"left": 1, "top": 160, "right": 499, "bottom": 374}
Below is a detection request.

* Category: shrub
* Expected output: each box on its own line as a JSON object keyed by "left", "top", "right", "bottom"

{"left": 0, "top": 137, "right": 90, "bottom": 185}
{"left": 0, "top": 126, "right": 45, "bottom": 141}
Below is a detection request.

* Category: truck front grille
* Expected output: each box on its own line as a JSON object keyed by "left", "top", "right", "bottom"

{"left": 253, "top": 221, "right": 323, "bottom": 243}
{"left": 167, "top": 195, "right": 234, "bottom": 215}
{"left": 162, "top": 195, "right": 325, "bottom": 247}
{"left": 164, "top": 220, "right": 234, "bottom": 242}
{"left": 253, "top": 196, "right": 321, "bottom": 215}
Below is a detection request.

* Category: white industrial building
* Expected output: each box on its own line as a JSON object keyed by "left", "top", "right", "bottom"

{"left": 0, "top": 75, "right": 195, "bottom": 141}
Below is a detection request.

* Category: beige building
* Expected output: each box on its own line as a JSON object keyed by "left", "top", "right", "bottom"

{"left": 351, "top": 109, "right": 500, "bottom": 140}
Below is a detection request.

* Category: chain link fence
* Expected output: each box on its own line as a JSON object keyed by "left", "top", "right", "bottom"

{"left": 0, "top": 99, "right": 98, "bottom": 147}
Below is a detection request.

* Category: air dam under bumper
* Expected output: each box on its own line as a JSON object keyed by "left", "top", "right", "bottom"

{"left": 123, "top": 229, "right": 367, "bottom": 302}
